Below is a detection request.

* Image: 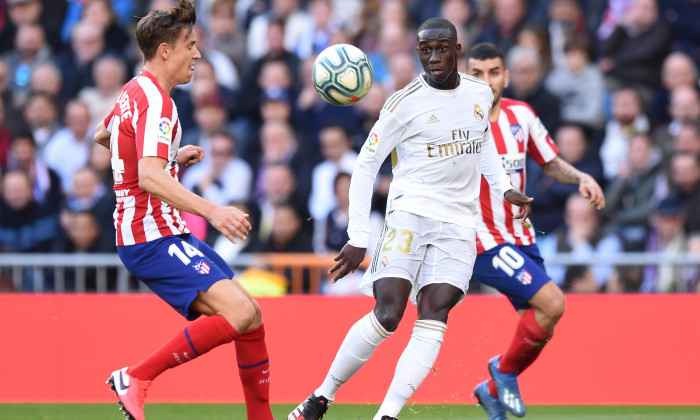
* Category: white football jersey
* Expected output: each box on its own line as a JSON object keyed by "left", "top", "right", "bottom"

{"left": 348, "top": 73, "right": 514, "bottom": 248}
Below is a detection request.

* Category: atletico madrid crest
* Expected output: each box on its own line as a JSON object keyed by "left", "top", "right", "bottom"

{"left": 193, "top": 260, "right": 210, "bottom": 274}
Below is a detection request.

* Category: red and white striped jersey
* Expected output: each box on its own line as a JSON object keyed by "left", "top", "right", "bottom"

{"left": 104, "top": 70, "right": 189, "bottom": 246}
{"left": 476, "top": 98, "right": 559, "bottom": 254}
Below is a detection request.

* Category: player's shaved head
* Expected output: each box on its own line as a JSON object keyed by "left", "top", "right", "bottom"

{"left": 417, "top": 17, "right": 457, "bottom": 42}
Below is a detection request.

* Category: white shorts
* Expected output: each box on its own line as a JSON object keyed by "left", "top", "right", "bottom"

{"left": 359, "top": 211, "right": 476, "bottom": 306}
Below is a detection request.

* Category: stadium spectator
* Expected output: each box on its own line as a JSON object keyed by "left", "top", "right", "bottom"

{"left": 650, "top": 51, "right": 699, "bottom": 127}
{"left": 539, "top": 194, "right": 623, "bottom": 289}
{"left": 2, "top": 23, "right": 52, "bottom": 109}
{"left": 0, "top": 169, "right": 60, "bottom": 254}
{"left": 181, "top": 130, "right": 253, "bottom": 210}
{"left": 602, "top": 133, "right": 663, "bottom": 250}
{"left": 21, "top": 92, "right": 61, "bottom": 151}
{"left": 528, "top": 124, "right": 604, "bottom": 234}
{"left": 259, "top": 86, "right": 293, "bottom": 125}
{"left": 545, "top": 34, "right": 605, "bottom": 130}
{"left": 314, "top": 171, "right": 351, "bottom": 254}
{"left": 6, "top": 132, "right": 62, "bottom": 211}
{"left": 475, "top": 0, "right": 528, "bottom": 53}
{"left": 673, "top": 122, "right": 700, "bottom": 156}
{"left": 255, "top": 162, "right": 306, "bottom": 245}
{"left": 43, "top": 99, "right": 93, "bottom": 193}
{"left": 504, "top": 45, "right": 562, "bottom": 135}
{"left": 597, "top": 0, "right": 672, "bottom": 102}
{"left": 667, "top": 153, "right": 700, "bottom": 234}
{"left": 62, "top": 166, "right": 115, "bottom": 249}
{"left": 28, "top": 62, "right": 67, "bottom": 113}
{"left": 0, "top": 99, "right": 12, "bottom": 169}
{"left": 659, "top": 0, "right": 700, "bottom": 70}
{"left": 515, "top": 23, "right": 552, "bottom": 70}
{"left": 308, "top": 125, "right": 357, "bottom": 223}
{"left": 293, "top": 55, "right": 361, "bottom": 156}
{"left": 172, "top": 57, "right": 238, "bottom": 132}
{"left": 57, "top": 210, "right": 118, "bottom": 290}
{"left": 191, "top": 24, "right": 240, "bottom": 91}
{"left": 259, "top": 202, "right": 313, "bottom": 254}
{"left": 440, "top": 0, "right": 478, "bottom": 51}
{"left": 253, "top": 119, "right": 312, "bottom": 207}
{"left": 641, "top": 198, "right": 686, "bottom": 293}
{"left": 385, "top": 51, "right": 419, "bottom": 95}
{"left": 78, "top": 55, "right": 127, "bottom": 128}
{"left": 55, "top": 21, "right": 112, "bottom": 98}
{"left": 599, "top": 87, "right": 650, "bottom": 181}
{"left": 295, "top": 0, "right": 338, "bottom": 60}
{"left": 0, "top": 0, "right": 44, "bottom": 54}
{"left": 181, "top": 92, "right": 236, "bottom": 156}
{"left": 207, "top": 0, "right": 248, "bottom": 74}
{"left": 653, "top": 86, "right": 700, "bottom": 171}
{"left": 545, "top": 0, "right": 585, "bottom": 69}
{"left": 246, "top": 0, "right": 311, "bottom": 61}
{"left": 79, "top": 0, "right": 130, "bottom": 54}
{"left": 366, "top": 22, "right": 414, "bottom": 89}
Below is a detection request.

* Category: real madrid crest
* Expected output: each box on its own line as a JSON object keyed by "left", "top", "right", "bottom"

{"left": 474, "top": 103, "right": 484, "bottom": 121}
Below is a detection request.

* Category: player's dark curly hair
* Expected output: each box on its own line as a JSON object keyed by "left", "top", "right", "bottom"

{"left": 467, "top": 43, "right": 506, "bottom": 64}
{"left": 417, "top": 18, "right": 457, "bottom": 41}
{"left": 136, "top": 0, "right": 197, "bottom": 61}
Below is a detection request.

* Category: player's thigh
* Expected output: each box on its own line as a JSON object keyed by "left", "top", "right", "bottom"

{"left": 360, "top": 211, "right": 432, "bottom": 299}
{"left": 473, "top": 243, "right": 551, "bottom": 310}
{"left": 527, "top": 279, "right": 565, "bottom": 316}
{"left": 372, "top": 277, "right": 413, "bottom": 331}
{"left": 118, "top": 234, "right": 236, "bottom": 321}
{"left": 415, "top": 225, "right": 476, "bottom": 308}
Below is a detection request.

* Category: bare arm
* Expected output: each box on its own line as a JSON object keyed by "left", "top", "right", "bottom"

{"left": 138, "top": 156, "right": 251, "bottom": 243}
{"left": 94, "top": 120, "right": 111, "bottom": 149}
{"left": 541, "top": 156, "right": 605, "bottom": 210}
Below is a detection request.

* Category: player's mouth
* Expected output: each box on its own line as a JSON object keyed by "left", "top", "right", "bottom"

{"left": 429, "top": 68, "right": 444, "bottom": 76}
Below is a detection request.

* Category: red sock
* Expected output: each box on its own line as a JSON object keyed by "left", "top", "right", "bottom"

{"left": 235, "top": 324, "right": 273, "bottom": 420}
{"left": 128, "top": 315, "right": 238, "bottom": 381}
{"left": 499, "top": 308, "right": 553, "bottom": 374}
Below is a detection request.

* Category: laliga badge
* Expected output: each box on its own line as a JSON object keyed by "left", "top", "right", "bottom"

{"left": 474, "top": 103, "right": 484, "bottom": 121}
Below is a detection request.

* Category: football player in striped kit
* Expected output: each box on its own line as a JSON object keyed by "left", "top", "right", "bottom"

{"left": 467, "top": 43, "right": 605, "bottom": 419}
{"left": 290, "top": 19, "right": 532, "bottom": 420}
{"left": 94, "top": 2, "right": 273, "bottom": 419}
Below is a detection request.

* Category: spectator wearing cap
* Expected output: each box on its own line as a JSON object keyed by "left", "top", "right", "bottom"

{"left": 641, "top": 197, "right": 686, "bottom": 292}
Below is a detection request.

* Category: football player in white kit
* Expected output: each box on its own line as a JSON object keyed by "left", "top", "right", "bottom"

{"left": 289, "top": 18, "right": 533, "bottom": 420}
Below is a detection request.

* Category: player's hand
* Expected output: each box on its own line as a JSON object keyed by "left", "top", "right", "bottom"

{"left": 579, "top": 173, "right": 605, "bottom": 210}
{"left": 504, "top": 189, "right": 533, "bottom": 221}
{"left": 329, "top": 243, "right": 366, "bottom": 283}
{"left": 177, "top": 145, "right": 204, "bottom": 168}
{"left": 208, "top": 205, "right": 252, "bottom": 244}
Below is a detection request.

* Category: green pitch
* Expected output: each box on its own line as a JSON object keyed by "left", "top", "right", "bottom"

{"left": 0, "top": 404, "right": 699, "bottom": 420}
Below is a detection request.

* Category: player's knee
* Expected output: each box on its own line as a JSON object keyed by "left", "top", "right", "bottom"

{"left": 544, "top": 288, "right": 565, "bottom": 323}
{"left": 374, "top": 307, "right": 404, "bottom": 332}
{"left": 228, "top": 298, "right": 257, "bottom": 331}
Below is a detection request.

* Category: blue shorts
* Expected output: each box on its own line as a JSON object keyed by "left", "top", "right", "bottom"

{"left": 473, "top": 243, "right": 550, "bottom": 310}
{"left": 118, "top": 234, "right": 235, "bottom": 320}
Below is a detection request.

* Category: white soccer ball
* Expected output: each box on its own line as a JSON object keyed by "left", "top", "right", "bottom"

{"left": 312, "top": 44, "right": 374, "bottom": 106}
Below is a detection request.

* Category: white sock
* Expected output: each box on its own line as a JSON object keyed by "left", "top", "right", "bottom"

{"left": 315, "top": 311, "right": 392, "bottom": 402}
{"left": 373, "top": 319, "right": 447, "bottom": 419}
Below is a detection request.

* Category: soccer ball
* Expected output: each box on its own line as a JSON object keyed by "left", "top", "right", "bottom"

{"left": 312, "top": 44, "right": 373, "bottom": 106}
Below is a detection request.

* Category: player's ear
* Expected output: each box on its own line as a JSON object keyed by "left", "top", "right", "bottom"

{"left": 504, "top": 68, "right": 510, "bottom": 89}
{"left": 158, "top": 42, "right": 169, "bottom": 59}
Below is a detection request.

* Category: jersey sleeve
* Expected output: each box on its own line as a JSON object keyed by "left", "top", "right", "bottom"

{"left": 134, "top": 98, "right": 174, "bottom": 160}
{"left": 526, "top": 112, "right": 559, "bottom": 165}
{"left": 347, "top": 109, "right": 407, "bottom": 248}
{"left": 481, "top": 128, "right": 515, "bottom": 198}
{"left": 104, "top": 110, "right": 115, "bottom": 132}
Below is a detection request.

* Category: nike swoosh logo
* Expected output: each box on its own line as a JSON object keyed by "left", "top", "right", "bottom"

{"left": 262, "top": 368, "right": 270, "bottom": 374}
{"left": 118, "top": 371, "right": 129, "bottom": 392}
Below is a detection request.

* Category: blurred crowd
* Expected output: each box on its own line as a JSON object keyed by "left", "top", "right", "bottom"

{"left": 0, "top": 0, "right": 699, "bottom": 294}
